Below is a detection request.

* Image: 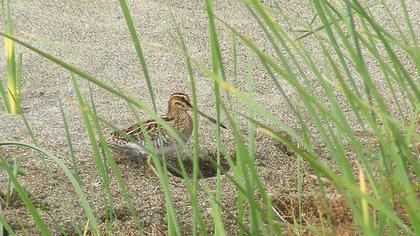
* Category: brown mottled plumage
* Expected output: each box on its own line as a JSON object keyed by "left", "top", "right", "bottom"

{"left": 107, "top": 93, "right": 225, "bottom": 160}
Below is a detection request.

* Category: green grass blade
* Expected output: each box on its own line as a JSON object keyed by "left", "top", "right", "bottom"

{"left": 205, "top": 0, "right": 226, "bottom": 234}
{"left": 59, "top": 99, "right": 81, "bottom": 184}
{"left": 3, "top": 0, "right": 20, "bottom": 114}
{"left": 15, "top": 52, "right": 22, "bottom": 106}
{"left": 0, "top": 76, "right": 9, "bottom": 112}
{"left": 398, "top": 0, "right": 418, "bottom": 45}
{"left": 118, "top": 0, "right": 156, "bottom": 112}
{"left": 19, "top": 110, "right": 39, "bottom": 146}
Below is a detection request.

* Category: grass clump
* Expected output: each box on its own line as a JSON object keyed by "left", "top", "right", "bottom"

{"left": 1, "top": 0, "right": 22, "bottom": 114}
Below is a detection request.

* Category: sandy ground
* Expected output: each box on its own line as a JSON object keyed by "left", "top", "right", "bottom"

{"left": 0, "top": 0, "right": 418, "bottom": 235}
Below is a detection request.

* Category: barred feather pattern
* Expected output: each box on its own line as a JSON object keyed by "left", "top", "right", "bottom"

{"left": 107, "top": 111, "right": 193, "bottom": 157}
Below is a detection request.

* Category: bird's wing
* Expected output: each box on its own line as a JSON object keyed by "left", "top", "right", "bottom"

{"left": 110, "top": 116, "right": 174, "bottom": 142}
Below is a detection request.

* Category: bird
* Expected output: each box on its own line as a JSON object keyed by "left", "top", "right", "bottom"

{"left": 106, "top": 92, "right": 227, "bottom": 174}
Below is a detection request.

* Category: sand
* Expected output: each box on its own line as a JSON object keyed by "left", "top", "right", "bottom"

{"left": 0, "top": 0, "right": 418, "bottom": 234}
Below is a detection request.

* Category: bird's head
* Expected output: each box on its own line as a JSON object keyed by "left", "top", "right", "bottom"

{"left": 167, "top": 92, "right": 227, "bottom": 129}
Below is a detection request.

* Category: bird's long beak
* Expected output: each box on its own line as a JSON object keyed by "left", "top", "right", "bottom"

{"left": 188, "top": 103, "right": 227, "bottom": 129}
{"left": 197, "top": 109, "right": 228, "bottom": 129}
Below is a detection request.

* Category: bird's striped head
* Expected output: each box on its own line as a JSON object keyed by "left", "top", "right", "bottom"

{"left": 168, "top": 93, "right": 192, "bottom": 112}
{"left": 167, "top": 92, "right": 227, "bottom": 129}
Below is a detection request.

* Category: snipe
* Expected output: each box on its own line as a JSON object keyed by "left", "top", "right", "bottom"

{"left": 107, "top": 92, "right": 226, "bottom": 173}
